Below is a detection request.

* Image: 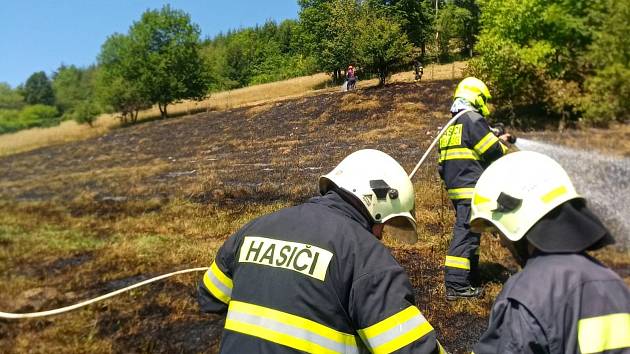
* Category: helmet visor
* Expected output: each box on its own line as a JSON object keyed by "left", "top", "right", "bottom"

{"left": 383, "top": 216, "right": 418, "bottom": 244}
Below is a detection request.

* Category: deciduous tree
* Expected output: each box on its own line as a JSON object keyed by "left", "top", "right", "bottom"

{"left": 23, "top": 71, "right": 55, "bottom": 106}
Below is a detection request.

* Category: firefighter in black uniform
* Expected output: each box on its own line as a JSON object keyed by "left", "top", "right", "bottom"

{"left": 470, "top": 151, "right": 630, "bottom": 354}
{"left": 198, "top": 149, "right": 446, "bottom": 354}
{"left": 438, "top": 77, "right": 512, "bottom": 300}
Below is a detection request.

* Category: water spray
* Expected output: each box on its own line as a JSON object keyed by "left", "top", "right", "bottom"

{"left": 514, "top": 138, "right": 630, "bottom": 244}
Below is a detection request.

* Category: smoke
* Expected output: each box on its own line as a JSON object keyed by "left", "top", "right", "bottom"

{"left": 515, "top": 138, "right": 630, "bottom": 246}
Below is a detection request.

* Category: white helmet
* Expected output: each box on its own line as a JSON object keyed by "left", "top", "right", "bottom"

{"left": 319, "top": 149, "right": 416, "bottom": 231}
{"left": 470, "top": 151, "right": 583, "bottom": 241}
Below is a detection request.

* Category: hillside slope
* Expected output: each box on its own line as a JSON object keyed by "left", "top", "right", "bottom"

{"left": 0, "top": 80, "right": 627, "bottom": 353}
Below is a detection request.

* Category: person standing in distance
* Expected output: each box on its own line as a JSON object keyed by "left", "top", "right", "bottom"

{"left": 470, "top": 151, "right": 630, "bottom": 354}
{"left": 198, "top": 149, "right": 446, "bottom": 354}
{"left": 437, "top": 77, "right": 513, "bottom": 300}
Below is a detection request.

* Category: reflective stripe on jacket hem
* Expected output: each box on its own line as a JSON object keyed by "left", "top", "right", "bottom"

{"left": 445, "top": 256, "right": 471, "bottom": 270}
{"left": 225, "top": 300, "right": 361, "bottom": 354}
{"left": 578, "top": 313, "right": 630, "bottom": 353}
{"left": 202, "top": 261, "right": 233, "bottom": 304}
{"left": 357, "top": 306, "right": 434, "bottom": 354}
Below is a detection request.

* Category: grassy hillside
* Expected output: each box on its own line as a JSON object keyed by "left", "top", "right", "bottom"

{"left": 0, "top": 62, "right": 467, "bottom": 157}
{"left": 0, "top": 69, "right": 627, "bottom": 353}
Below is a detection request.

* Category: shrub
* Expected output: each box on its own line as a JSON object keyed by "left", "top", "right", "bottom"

{"left": 18, "top": 104, "right": 59, "bottom": 127}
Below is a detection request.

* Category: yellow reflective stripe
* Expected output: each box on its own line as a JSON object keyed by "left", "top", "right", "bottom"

{"left": 445, "top": 256, "right": 470, "bottom": 270}
{"left": 228, "top": 301, "right": 358, "bottom": 347}
{"left": 358, "top": 306, "right": 434, "bottom": 354}
{"left": 211, "top": 261, "right": 233, "bottom": 290}
{"left": 500, "top": 142, "right": 508, "bottom": 154}
{"left": 439, "top": 148, "right": 480, "bottom": 162}
{"left": 202, "top": 261, "right": 233, "bottom": 304}
{"left": 447, "top": 188, "right": 474, "bottom": 200}
{"left": 541, "top": 186, "right": 568, "bottom": 204}
{"left": 225, "top": 318, "right": 340, "bottom": 354}
{"left": 474, "top": 132, "right": 499, "bottom": 154}
{"left": 578, "top": 313, "right": 630, "bottom": 353}
{"left": 373, "top": 321, "right": 433, "bottom": 354}
{"left": 473, "top": 193, "right": 491, "bottom": 205}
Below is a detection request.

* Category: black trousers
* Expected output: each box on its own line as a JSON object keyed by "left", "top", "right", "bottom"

{"left": 445, "top": 200, "right": 481, "bottom": 291}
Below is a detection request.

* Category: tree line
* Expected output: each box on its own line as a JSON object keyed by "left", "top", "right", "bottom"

{"left": 470, "top": 0, "right": 629, "bottom": 125}
{"left": 0, "top": 1, "right": 479, "bottom": 134}
{"left": 1, "top": 0, "right": 627, "bottom": 134}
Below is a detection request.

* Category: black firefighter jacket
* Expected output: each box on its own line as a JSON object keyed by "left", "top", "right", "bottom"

{"left": 437, "top": 110, "right": 507, "bottom": 202}
{"left": 474, "top": 252, "right": 630, "bottom": 354}
{"left": 197, "top": 191, "right": 444, "bottom": 354}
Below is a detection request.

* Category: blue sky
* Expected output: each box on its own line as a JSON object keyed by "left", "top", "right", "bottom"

{"left": 0, "top": 1, "right": 299, "bottom": 87}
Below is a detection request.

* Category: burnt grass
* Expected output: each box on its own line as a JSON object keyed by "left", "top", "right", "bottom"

{"left": 0, "top": 80, "right": 627, "bottom": 353}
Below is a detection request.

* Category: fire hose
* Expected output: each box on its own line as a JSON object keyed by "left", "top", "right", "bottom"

{"left": 0, "top": 267, "right": 208, "bottom": 319}
{"left": 2, "top": 111, "right": 515, "bottom": 319}
{"left": 409, "top": 110, "right": 516, "bottom": 179}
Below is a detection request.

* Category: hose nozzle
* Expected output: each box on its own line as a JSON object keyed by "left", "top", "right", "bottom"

{"left": 491, "top": 123, "right": 517, "bottom": 144}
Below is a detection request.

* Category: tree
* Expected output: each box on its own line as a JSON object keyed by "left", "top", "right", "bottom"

{"left": 0, "top": 83, "right": 24, "bottom": 110}
{"left": 97, "top": 34, "right": 151, "bottom": 123}
{"left": 469, "top": 0, "right": 610, "bottom": 124}
{"left": 435, "top": 4, "right": 471, "bottom": 61}
{"left": 127, "top": 5, "right": 211, "bottom": 118}
{"left": 453, "top": 0, "right": 481, "bottom": 57}
{"left": 23, "top": 71, "right": 55, "bottom": 106}
{"left": 72, "top": 100, "right": 100, "bottom": 127}
{"left": 581, "top": 0, "right": 630, "bottom": 123}
{"left": 367, "top": 0, "right": 435, "bottom": 58}
{"left": 97, "top": 5, "right": 211, "bottom": 119}
{"left": 299, "top": 0, "right": 359, "bottom": 80}
{"left": 52, "top": 65, "right": 97, "bottom": 117}
{"left": 356, "top": 9, "right": 413, "bottom": 86}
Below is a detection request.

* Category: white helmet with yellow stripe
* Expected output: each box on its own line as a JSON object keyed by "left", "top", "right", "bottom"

{"left": 319, "top": 149, "right": 416, "bottom": 233}
{"left": 470, "top": 151, "right": 583, "bottom": 241}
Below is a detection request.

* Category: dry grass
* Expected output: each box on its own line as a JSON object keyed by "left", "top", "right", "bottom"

{"left": 0, "top": 63, "right": 467, "bottom": 157}
{"left": 338, "top": 92, "right": 382, "bottom": 112}
{"left": 524, "top": 122, "right": 630, "bottom": 157}
{"left": 138, "top": 73, "right": 332, "bottom": 119}
{"left": 1, "top": 68, "right": 627, "bottom": 353}
{"left": 0, "top": 73, "right": 330, "bottom": 157}
{"left": 0, "top": 115, "right": 118, "bottom": 156}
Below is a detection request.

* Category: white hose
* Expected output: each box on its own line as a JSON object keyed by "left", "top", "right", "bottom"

{"left": 1, "top": 110, "right": 471, "bottom": 320}
{"left": 0, "top": 267, "right": 209, "bottom": 319}
{"left": 408, "top": 109, "right": 472, "bottom": 179}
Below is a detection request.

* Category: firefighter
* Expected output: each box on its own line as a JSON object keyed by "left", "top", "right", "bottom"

{"left": 437, "top": 77, "right": 512, "bottom": 300}
{"left": 470, "top": 151, "right": 630, "bottom": 354}
{"left": 198, "top": 149, "right": 446, "bottom": 354}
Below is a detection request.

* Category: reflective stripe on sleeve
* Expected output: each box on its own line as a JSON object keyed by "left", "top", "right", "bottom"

{"left": 357, "top": 306, "right": 434, "bottom": 354}
{"left": 447, "top": 188, "right": 474, "bottom": 200}
{"left": 445, "top": 256, "right": 471, "bottom": 270}
{"left": 439, "top": 148, "right": 480, "bottom": 162}
{"left": 202, "top": 261, "right": 233, "bottom": 304}
{"left": 578, "top": 313, "right": 630, "bottom": 353}
{"left": 473, "top": 132, "right": 500, "bottom": 154}
{"left": 225, "top": 301, "right": 360, "bottom": 354}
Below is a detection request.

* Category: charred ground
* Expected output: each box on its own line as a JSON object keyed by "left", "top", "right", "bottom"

{"left": 0, "top": 80, "right": 628, "bottom": 353}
